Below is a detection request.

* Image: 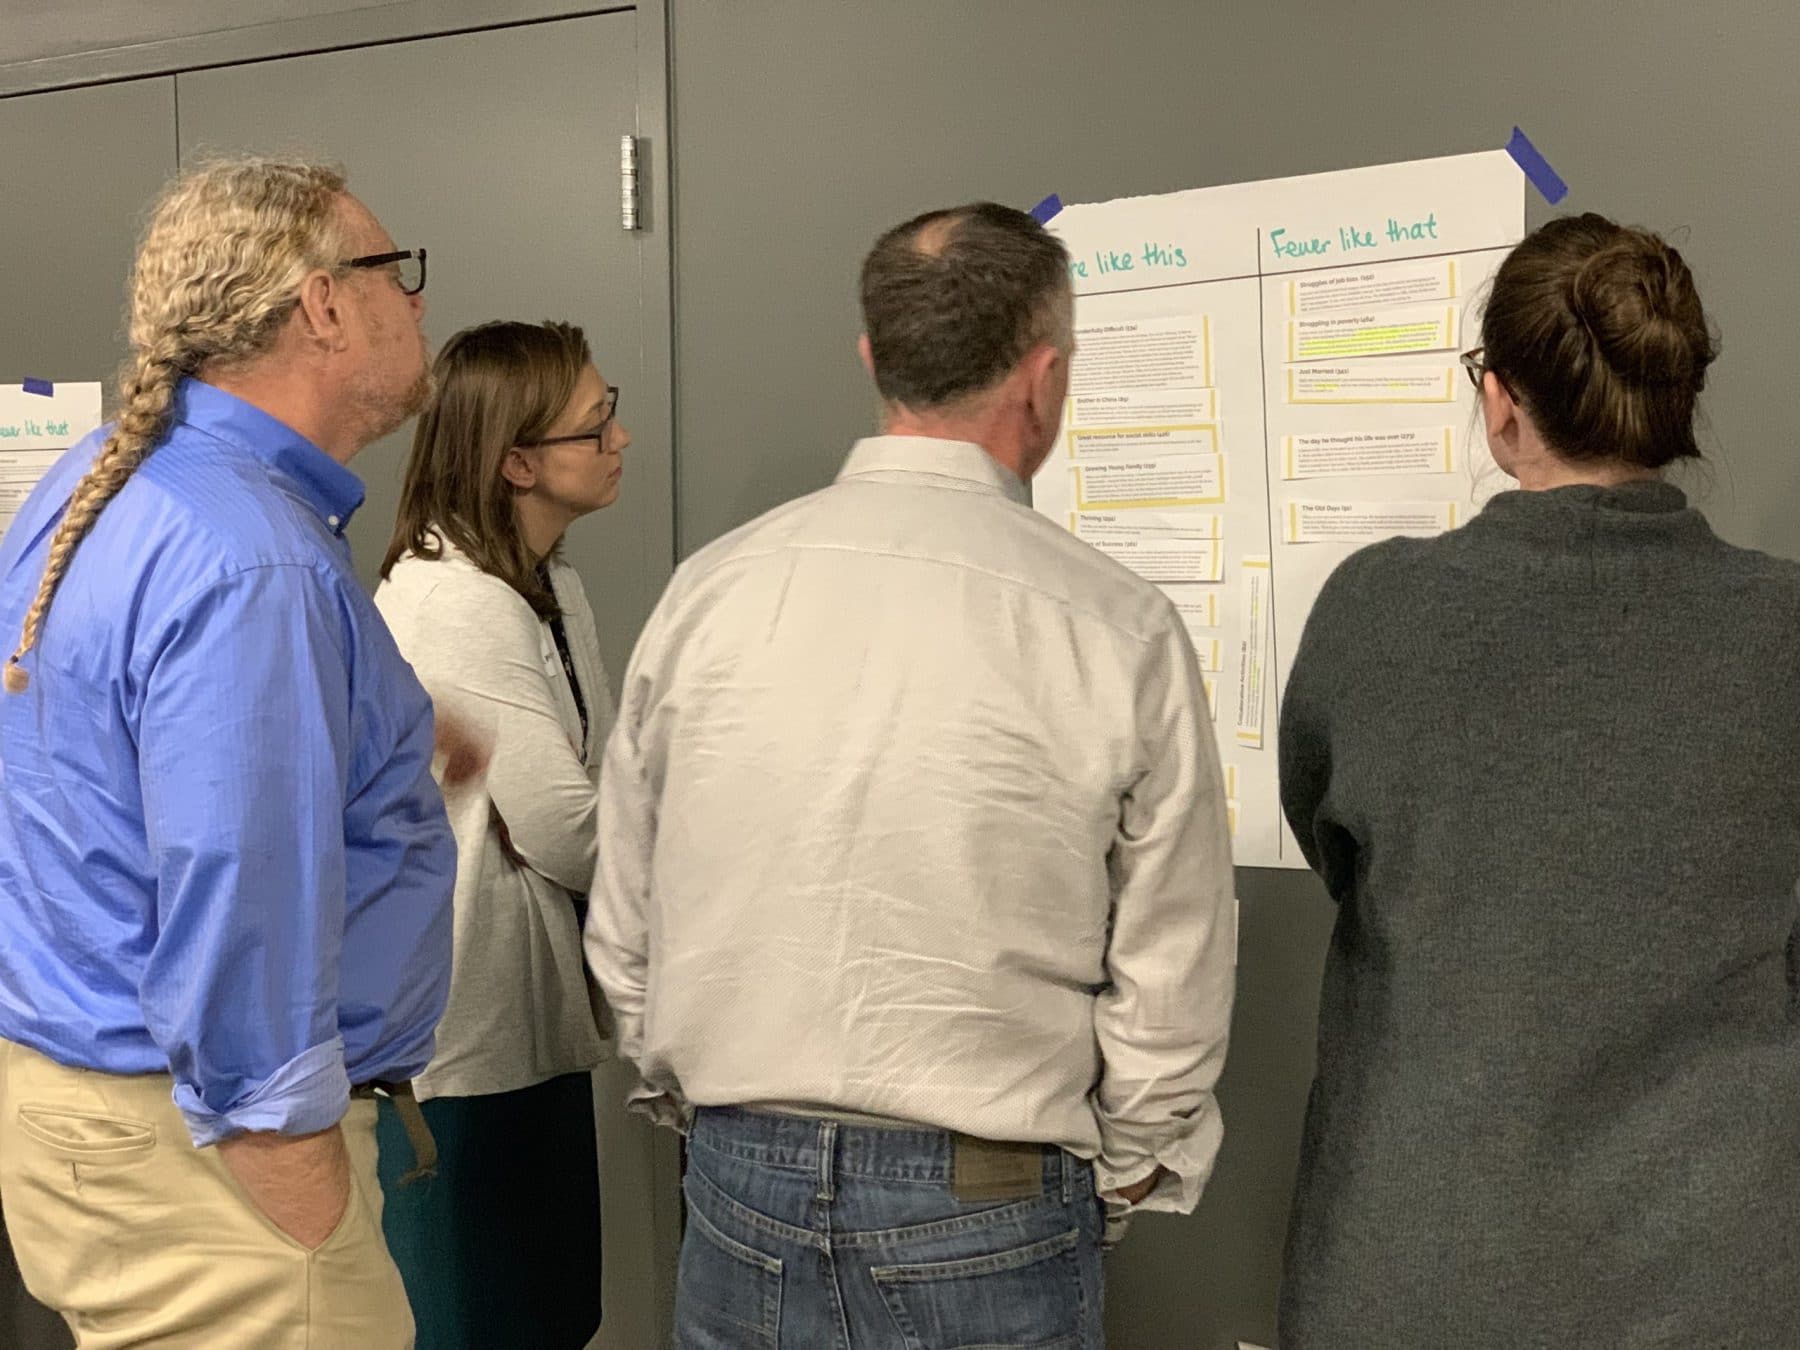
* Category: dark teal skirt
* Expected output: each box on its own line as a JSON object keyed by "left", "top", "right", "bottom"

{"left": 377, "top": 1073, "right": 602, "bottom": 1350}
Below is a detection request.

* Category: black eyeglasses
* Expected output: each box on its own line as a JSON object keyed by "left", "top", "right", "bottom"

{"left": 520, "top": 387, "right": 622, "bottom": 449}
{"left": 1461, "top": 343, "right": 1518, "bottom": 395}
{"left": 1460, "top": 346, "right": 1517, "bottom": 398}
{"left": 345, "top": 248, "right": 427, "bottom": 296}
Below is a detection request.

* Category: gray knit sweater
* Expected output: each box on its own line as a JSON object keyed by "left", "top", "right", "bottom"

{"left": 1277, "top": 481, "right": 1800, "bottom": 1348}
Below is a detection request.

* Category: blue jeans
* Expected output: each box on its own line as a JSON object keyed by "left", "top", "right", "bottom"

{"left": 676, "top": 1107, "right": 1105, "bottom": 1349}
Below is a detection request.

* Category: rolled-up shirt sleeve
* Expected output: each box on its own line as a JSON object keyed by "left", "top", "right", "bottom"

{"left": 1093, "top": 613, "right": 1237, "bottom": 1214}
{"left": 135, "top": 563, "right": 356, "bottom": 1147}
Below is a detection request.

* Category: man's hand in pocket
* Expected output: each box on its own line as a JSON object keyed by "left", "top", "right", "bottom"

{"left": 217, "top": 1125, "right": 352, "bottom": 1250}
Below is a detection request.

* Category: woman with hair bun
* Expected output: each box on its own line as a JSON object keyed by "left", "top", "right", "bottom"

{"left": 1277, "top": 214, "right": 1800, "bottom": 1347}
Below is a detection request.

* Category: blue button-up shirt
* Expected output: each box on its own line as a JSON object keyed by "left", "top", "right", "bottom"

{"left": 0, "top": 379, "right": 454, "bottom": 1146}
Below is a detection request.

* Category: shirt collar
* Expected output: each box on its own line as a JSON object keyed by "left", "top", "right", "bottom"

{"left": 170, "top": 377, "right": 365, "bottom": 533}
{"left": 1453, "top": 479, "right": 1718, "bottom": 585}
{"left": 836, "top": 436, "right": 1030, "bottom": 507}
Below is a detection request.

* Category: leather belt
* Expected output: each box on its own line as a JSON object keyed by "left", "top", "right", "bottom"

{"left": 351, "top": 1079, "right": 438, "bottom": 1186}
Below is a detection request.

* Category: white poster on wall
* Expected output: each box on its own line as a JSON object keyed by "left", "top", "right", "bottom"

{"left": 0, "top": 382, "right": 103, "bottom": 541}
{"left": 1034, "top": 151, "right": 1525, "bottom": 868}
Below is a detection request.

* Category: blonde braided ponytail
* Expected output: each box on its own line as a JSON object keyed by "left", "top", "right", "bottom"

{"left": 4, "top": 158, "right": 352, "bottom": 694}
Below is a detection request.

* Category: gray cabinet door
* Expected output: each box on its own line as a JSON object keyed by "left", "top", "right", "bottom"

{"left": 177, "top": 11, "right": 671, "bottom": 692}
{"left": 0, "top": 77, "right": 178, "bottom": 397}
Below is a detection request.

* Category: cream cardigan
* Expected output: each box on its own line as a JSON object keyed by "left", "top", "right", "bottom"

{"left": 375, "top": 534, "right": 614, "bottom": 1100}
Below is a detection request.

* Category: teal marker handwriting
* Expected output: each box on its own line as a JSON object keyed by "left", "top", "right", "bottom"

{"left": 1386, "top": 212, "right": 1439, "bottom": 242}
{"left": 0, "top": 419, "right": 69, "bottom": 439}
{"left": 1267, "top": 212, "right": 1441, "bottom": 262}
{"left": 1140, "top": 241, "right": 1187, "bottom": 269}
{"left": 1068, "top": 241, "right": 1189, "bottom": 282}
{"left": 1269, "top": 228, "right": 1332, "bottom": 259}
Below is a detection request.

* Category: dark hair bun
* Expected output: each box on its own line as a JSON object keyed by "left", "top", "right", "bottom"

{"left": 1566, "top": 235, "right": 1710, "bottom": 390}
{"left": 1484, "top": 213, "right": 1716, "bottom": 469}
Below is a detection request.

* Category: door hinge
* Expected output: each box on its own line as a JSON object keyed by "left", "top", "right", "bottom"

{"left": 620, "top": 134, "right": 641, "bottom": 232}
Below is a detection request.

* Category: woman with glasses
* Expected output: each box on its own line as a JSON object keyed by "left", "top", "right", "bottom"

{"left": 1278, "top": 214, "right": 1800, "bottom": 1348}
{"left": 372, "top": 319, "right": 627, "bottom": 1349}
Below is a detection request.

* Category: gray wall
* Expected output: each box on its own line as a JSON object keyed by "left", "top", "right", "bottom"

{"left": 666, "top": 2, "right": 1800, "bottom": 1345}
{"left": 0, "top": 78, "right": 176, "bottom": 391}
{"left": 0, "top": 0, "right": 621, "bottom": 74}
{"left": 0, "top": 0, "right": 417, "bottom": 64}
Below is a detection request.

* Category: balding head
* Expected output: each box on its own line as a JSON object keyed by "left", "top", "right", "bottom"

{"left": 858, "top": 202, "right": 1072, "bottom": 413}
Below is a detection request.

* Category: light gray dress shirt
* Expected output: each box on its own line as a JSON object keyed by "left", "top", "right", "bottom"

{"left": 586, "top": 436, "right": 1235, "bottom": 1210}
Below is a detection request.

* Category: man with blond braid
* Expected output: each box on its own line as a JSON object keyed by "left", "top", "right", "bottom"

{"left": 0, "top": 159, "right": 453, "bottom": 1346}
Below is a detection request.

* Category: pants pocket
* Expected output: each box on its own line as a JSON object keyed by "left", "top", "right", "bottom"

{"left": 675, "top": 1179, "right": 783, "bottom": 1348}
{"left": 17, "top": 1104, "right": 160, "bottom": 1199}
{"left": 873, "top": 1227, "right": 1086, "bottom": 1350}
{"left": 16, "top": 1105, "right": 157, "bottom": 1160}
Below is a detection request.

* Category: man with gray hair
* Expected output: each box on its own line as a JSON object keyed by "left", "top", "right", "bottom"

{"left": 588, "top": 202, "right": 1236, "bottom": 1345}
{"left": 0, "top": 159, "right": 453, "bottom": 1346}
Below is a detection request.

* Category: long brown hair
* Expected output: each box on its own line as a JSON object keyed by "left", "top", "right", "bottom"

{"left": 1482, "top": 213, "right": 1716, "bottom": 469}
{"left": 4, "top": 158, "right": 352, "bottom": 694}
{"left": 381, "top": 319, "right": 591, "bottom": 617}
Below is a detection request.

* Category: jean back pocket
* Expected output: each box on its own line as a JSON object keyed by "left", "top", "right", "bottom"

{"left": 873, "top": 1226, "right": 1086, "bottom": 1350}
{"left": 675, "top": 1183, "right": 783, "bottom": 1348}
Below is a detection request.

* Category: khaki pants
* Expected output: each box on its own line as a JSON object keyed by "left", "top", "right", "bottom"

{"left": 0, "top": 1039, "right": 414, "bottom": 1348}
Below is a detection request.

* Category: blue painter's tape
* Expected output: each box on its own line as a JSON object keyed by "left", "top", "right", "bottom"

{"left": 1505, "top": 127, "right": 1568, "bottom": 205}
{"left": 21, "top": 378, "right": 53, "bottom": 397}
{"left": 1028, "top": 193, "right": 1063, "bottom": 225}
